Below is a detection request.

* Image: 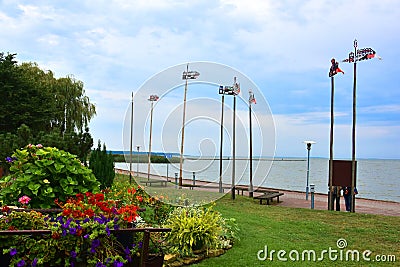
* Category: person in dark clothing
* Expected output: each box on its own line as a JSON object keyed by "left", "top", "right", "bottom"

{"left": 332, "top": 186, "right": 341, "bottom": 211}
{"left": 342, "top": 186, "right": 358, "bottom": 211}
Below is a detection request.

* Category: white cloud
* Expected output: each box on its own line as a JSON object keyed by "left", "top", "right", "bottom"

{"left": 1, "top": 0, "right": 399, "bottom": 158}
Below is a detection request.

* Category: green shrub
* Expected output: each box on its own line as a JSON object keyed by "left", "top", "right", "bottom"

{"left": 163, "top": 204, "right": 224, "bottom": 256}
{"left": 0, "top": 144, "right": 100, "bottom": 208}
{"left": 89, "top": 140, "right": 115, "bottom": 189}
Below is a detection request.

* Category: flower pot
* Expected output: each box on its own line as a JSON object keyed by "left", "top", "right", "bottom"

{"left": 0, "top": 252, "right": 11, "bottom": 267}
{"left": 116, "top": 223, "right": 135, "bottom": 248}
{"left": 116, "top": 232, "right": 135, "bottom": 248}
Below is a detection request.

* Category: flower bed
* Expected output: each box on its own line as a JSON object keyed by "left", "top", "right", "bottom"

{"left": 0, "top": 191, "right": 170, "bottom": 267}
{"left": 0, "top": 145, "right": 240, "bottom": 266}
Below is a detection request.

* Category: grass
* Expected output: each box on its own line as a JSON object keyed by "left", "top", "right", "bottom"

{"left": 115, "top": 174, "right": 400, "bottom": 266}
{"left": 134, "top": 176, "right": 226, "bottom": 206}
{"left": 195, "top": 195, "right": 400, "bottom": 267}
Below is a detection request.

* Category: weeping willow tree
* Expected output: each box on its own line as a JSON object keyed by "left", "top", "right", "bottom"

{"left": 54, "top": 75, "right": 97, "bottom": 135}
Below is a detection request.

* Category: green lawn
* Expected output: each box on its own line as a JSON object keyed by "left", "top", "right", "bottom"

{"left": 194, "top": 195, "right": 399, "bottom": 267}
{"left": 118, "top": 174, "right": 399, "bottom": 266}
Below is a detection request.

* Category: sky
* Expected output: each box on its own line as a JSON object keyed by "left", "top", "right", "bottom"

{"left": 1, "top": 0, "right": 399, "bottom": 159}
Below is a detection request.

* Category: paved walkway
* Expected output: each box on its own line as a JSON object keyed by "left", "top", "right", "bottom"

{"left": 267, "top": 189, "right": 400, "bottom": 217}
{"left": 115, "top": 169, "right": 400, "bottom": 217}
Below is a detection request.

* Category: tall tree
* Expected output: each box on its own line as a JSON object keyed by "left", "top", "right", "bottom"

{"left": 0, "top": 53, "right": 97, "bottom": 168}
{"left": 0, "top": 54, "right": 56, "bottom": 134}
{"left": 54, "top": 76, "right": 96, "bottom": 134}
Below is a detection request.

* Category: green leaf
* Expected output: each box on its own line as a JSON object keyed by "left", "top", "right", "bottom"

{"left": 54, "top": 163, "right": 65, "bottom": 172}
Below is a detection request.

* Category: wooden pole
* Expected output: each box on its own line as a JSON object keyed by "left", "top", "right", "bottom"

{"left": 329, "top": 76, "right": 334, "bottom": 210}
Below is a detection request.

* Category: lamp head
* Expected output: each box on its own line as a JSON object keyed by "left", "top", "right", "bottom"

{"left": 303, "top": 141, "right": 316, "bottom": 150}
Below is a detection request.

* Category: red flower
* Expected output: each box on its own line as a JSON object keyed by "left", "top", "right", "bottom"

{"left": 51, "top": 232, "right": 60, "bottom": 239}
{"left": 2, "top": 206, "right": 10, "bottom": 213}
{"left": 128, "top": 188, "right": 136, "bottom": 195}
{"left": 84, "top": 208, "right": 95, "bottom": 218}
{"left": 76, "top": 193, "right": 84, "bottom": 201}
{"left": 62, "top": 209, "right": 72, "bottom": 216}
{"left": 94, "top": 193, "right": 104, "bottom": 202}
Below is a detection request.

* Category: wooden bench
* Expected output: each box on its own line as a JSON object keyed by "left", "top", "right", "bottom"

{"left": 181, "top": 184, "right": 230, "bottom": 192}
{"left": 235, "top": 185, "right": 279, "bottom": 196}
{"left": 144, "top": 179, "right": 168, "bottom": 187}
{"left": 254, "top": 192, "right": 284, "bottom": 205}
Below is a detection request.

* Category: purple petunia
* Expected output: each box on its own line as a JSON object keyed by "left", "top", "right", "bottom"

{"left": 63, "top": 217, "right": 73, "bottom": 228}
{"left": 32, "top": 258, "right": 38, "bottom": 267}
{"left": 69, "top": 227, "right": 77, "bottom": 235}
{"left": 94, "top": 217, "right": 105, "bottom": 224}
{"left": 10, "top": 248, "right": 17, "bottom": 256}
{"left": 90, "top": 239, "right": 101, "bottom": 253}
{"left": 17, "top": 259, "right": 25, "bottom": 267}
{"left": 113, "top": 260, "right": 123, "bottom": 267}
{"left": 91, "top": 239, "right": 101, "bottom": 248}
{"left": 5, "top": 157, "right": 13, "bottom": 163}
{"left": 70, "top": 250, "right": 77, "bottom": 259}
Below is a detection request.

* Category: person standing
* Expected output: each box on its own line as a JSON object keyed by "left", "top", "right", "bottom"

{"left": 342, "top": 186, "right": 358, "bottom": 211}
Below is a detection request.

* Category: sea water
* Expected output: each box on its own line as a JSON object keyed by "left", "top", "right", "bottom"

{"left": 116, "top": 158, "right": 400, "bottom": 203}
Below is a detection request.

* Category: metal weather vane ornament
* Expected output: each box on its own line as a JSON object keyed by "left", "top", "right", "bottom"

{"left": 342, "top": 42, "right": 382, "bottom": 63}
{"left": 329, "top": 58, "right": 345, "bottom": 77}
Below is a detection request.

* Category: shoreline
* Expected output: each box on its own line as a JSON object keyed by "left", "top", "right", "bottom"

{"left": 115, "top": 168, "right": 400, "bottom": 216}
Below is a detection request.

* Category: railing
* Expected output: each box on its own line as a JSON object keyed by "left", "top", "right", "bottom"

{"left": 0, "top": 208, "right": 170, "bottom": 267}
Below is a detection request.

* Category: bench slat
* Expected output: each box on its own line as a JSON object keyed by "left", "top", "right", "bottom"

{"left": 254, "top": 192, "right": 284, "bottom": 205}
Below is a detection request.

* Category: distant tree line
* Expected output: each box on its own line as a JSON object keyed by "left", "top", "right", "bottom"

{"left": 112, "top": 154, "right": 180, "bottom": 163}
{"left": 0, "top": 53, "right": 96, "bottom": 171}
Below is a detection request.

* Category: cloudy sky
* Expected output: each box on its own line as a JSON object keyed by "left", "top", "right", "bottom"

{"left": 1, "top": 0, "right": 399, "bottom": 159}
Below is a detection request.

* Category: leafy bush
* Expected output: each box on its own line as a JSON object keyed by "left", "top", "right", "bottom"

{"left": 0, "top": 144, "right": 100, "bottom": 208}
{"left": 163, "top": 204, "right": 224, "bottom": 256}
{"left": 89, "top": 140, "right": 115, "bottom": 189}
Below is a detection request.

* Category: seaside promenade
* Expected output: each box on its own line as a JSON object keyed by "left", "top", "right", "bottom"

{"left": 115, "top": 168, "right": 400, "bottom": 217}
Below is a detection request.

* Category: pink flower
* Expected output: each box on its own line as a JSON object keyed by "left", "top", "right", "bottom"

{"left": 18, "top": 195, "right": 31, "bottom": 205}
{"left": 36, "top": 144, "right": 43, "bottom": 148}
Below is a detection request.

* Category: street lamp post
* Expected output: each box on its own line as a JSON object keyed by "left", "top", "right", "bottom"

{"left": 218, "top": 86, "right": 225, "bottom": 193}
{"left": 179, "top": 64, "right": 200, "bottom": 187}
{"left": 129, "top": 92, "right": 134, "bottom": 184}
{"left": 218, "top": 78, "right": 240, "bottom": 199}
{"left": 136, "top": 145, "right": 140, "bottom": 177}
{"left": 248, "top": 89, "right": 256, "bottom": 197}
{"left": 342, "top": 39, "right": 381, "bottom": 212}
{"left": 303, "top": 141, "right": 316, "bottom": 200}
{"left": 232, "top": 85, "right": 237, "bottom": 200}
{"left": 147, "top": 94, "right": 159, "bottom": 181}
